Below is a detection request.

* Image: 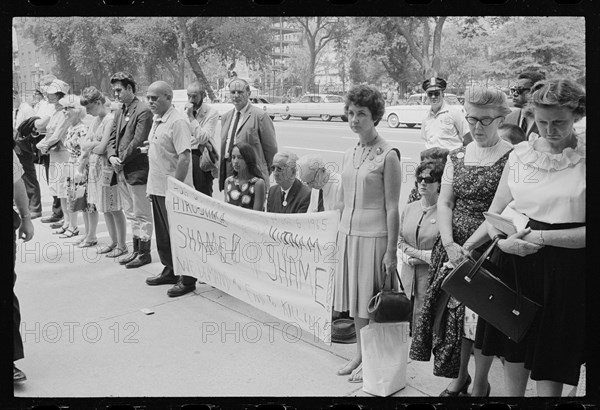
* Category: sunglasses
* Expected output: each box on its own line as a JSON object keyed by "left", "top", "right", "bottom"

{"left": 427, "top": 91, "right": 441, "bottom": 98}
{"left": 416, "top": 176, "right": 436, "bottom": 184}
{"left": 146, "top": 95, "right": 160, "bottom": 102}
{"left": 465, "top": 115, "right": 504, "bottom": 126}
{"left": 270, "top": 165, "right": 288, "bottom": 172}
{"left": 510, "top": 87, "right": 530, "bottom": 95}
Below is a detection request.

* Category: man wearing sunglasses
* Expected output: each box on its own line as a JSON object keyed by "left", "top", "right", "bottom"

{"left": 266, "top": 151, "right": 311, "bottom": 214}
{"left": 505, "top": 71, "right": 545, "bottom": 139}
{"left": 420, "top": 76, "right": 472, "bottom": 151}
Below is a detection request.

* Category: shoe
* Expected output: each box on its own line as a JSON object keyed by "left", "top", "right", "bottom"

{"left": 146, "top": 269, "right": 178, "bottom": 286}
{"left": 59, "top": 227, "right": 79, "bottom": 239}
{"left": 41, "top": 214, "right": 62, "bottom": 223}
{"left": 30, "top": 211, "right": 42, "bottom": 219}
{"left": 347, "top": 363, "right": 363, "bottom": 383}
{"left": 52, "top": 226, "right": 68, "bottom": 235}
{"left": 13, "top": 365, "right": 26, "bottom": 383}
{"left": 106, "top": 246, "right": 128, "bottom": 258}
{"left": 125, "top": 239, "right": 151, "bottom": 269}
{"left": 167, "top": 281, "right": 196, "bottom": 297}
{"left": 337, "top": 359, "right": 360, "bottom": 376}
{"left": 119, "top": 237, "right": 139, "bottom": 265}
{"left": 440, "top": 374, "right": 471, "bottom": 397}
{"left": 50, "top": 221, "right": 65, "bottom": 229}
{"left": 97, "top": 243, "right": 117, "bottom": 254}
{"left": 77, "top": 240, "right": 98, "bottom": 248}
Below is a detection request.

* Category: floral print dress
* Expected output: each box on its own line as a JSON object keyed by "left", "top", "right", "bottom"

{"left": 64, "top": 122, "right": 95, "bottom": 212}
{"left": 225, "top": 176, "right": 261, "bottom": 209}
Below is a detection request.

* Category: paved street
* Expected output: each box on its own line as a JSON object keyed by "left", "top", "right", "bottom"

{"left": 13, "top": 119, "right": 567, "bottom": 400}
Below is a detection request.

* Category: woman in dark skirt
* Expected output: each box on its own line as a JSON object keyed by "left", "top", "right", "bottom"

{"left": 479, "top": 78, "right": 586, "bottom": 396}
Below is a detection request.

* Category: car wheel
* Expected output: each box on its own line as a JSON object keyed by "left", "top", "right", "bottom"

{"left": 406, "top": 123, "right": 416, "bottom": 128}
{"left": 387, "top": 114, "right": 400, "bottom": 128}
{"left": 301, "top": 117, "right": 309, "bottom": 121}
{"left": 281, "top": 115, "right": 290, "bottom": 120}
{"left": 341, "top": 115, "right": 348, "bottom": 122}
{"left": 320, "top": 114, "right": 332, "bottom": 122}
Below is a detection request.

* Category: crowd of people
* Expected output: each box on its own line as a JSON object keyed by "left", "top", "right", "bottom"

{"left": 13, "top": 71, "right": 585, "bottom": 397}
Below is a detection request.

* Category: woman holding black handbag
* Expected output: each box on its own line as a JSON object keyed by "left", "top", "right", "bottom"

{"left": 476, "top": 79, "right": 586, "bottom": 396}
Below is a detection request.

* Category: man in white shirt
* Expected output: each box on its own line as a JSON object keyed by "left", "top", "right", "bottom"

{"left": 420, "top": 77, "right": 472, "bottom": 151}
{"left": 297, "top": 154, "right": 341, "bottom": 213}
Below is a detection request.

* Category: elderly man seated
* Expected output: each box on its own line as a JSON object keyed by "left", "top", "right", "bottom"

{"left": 297, "top": 154, "right": 341, "bottom": 212}
{"left": 266, "top": 151, "right": 311, "bottom": 214}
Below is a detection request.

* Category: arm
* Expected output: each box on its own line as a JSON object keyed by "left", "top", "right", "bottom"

{"left": 174, "top": 150, "right": 191, "bottom": 182}
{"left": 258, "top": 112, "right": 278, "bottom": 170}
{"left": 437, "top": 160, "right": 464, "bottom": 263}
{"left": 191, "top": 108, "right": 219, "bottom": 147}
{"left": 253, "top": 179, "right": 266, "bottom": 211}
{"left": 398, "top": 206, "right": 429, "bottom": 265}
{"left": 105, "top": 112, "right": 119, "bottom": 160}
{"left": 382, "top": 150, "right": 402, "bottom": 273}
{"left": 14, "top": 178, "right": 34, "bottom": 241}
{"left": 92, "top": 115, "right": 116, "bottom": 155}
{"left": 522, "top": 227, "right": 585, "bottom": 249}
{"left": 36, "top": 115, "right": 69, "bottom": 152}
{"left": 172, "top": 119, "right": 192, "bottom": 182}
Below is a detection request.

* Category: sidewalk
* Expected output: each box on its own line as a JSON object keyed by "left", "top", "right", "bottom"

{"left": 13, "top": 167, "right": 549, "bottom": 398}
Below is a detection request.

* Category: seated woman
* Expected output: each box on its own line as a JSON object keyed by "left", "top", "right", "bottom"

{"left": 398, "top": 160, "right": 443, "bottom": 334}
{"left": 224, "top": 142, "right": 266, "bottom": 211}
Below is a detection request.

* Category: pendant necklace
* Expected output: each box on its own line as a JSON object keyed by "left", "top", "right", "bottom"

{"left": 352, "top": 135, "right": 378, "bottom": 169}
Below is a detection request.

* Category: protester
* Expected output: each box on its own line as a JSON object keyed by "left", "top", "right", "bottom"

{"left": 185, "top": 81, "right": 219, "bottom": 196}
{"left": 13, "top": 88, "right": 41, "bottom": 218}
{"left": 143, "top": 81, "right": 196, "bottom": 297}
{"left": 498, "top": 123, "right": 527, "bottom": 145}
{"left": 420, "top": 77, "right": 472, "bottom": 150}
{"left": 106, "top": 72, "right": 154, "bottom": 269}
{"left": 297, "top": 154, "right": 341, "bottom": 212}
{"left": 407, "top": 147, "right": 449, "bottom": 204}
{"left": 505, "top": 71, "right": 546, "bottom": 139}
{"left": 224, "top": 142, "right": 266, "bottom": 211}
{"left": 266, "top": 151, "right": 311, "bottom": 214}
{"left": 410, "top": 86, "right": 513, "bottom": 397}
{"left": 218, "top": 78, "right": 277, "bottom": 192}
{"left": 398, "top": 160, "right": 443, "bottom": 335}
{"left": 334, "top": 84, "right": 401, "bottom": 384}
{"left": 80, "top": 86, "right": 128, "bottom": 256}
{"left": 13, "top": 149, "right": 34, "bottom": 383}
{"left": 478, "top": 79, "right": 585, "bottom": 396}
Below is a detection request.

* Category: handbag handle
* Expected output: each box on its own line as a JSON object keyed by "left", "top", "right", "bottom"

{"left": 380, "top": 266, "right": 406, "bottom": 293}
{"left": 464, "top": 236, "right": 501, "bottom": 283}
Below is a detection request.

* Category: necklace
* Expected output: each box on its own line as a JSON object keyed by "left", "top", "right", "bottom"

{"left": 352, "top": 135, "right": 378, "bottom": 169}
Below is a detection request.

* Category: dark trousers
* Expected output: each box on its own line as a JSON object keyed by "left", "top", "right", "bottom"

{"left": 13, "top": 217, "right": 24, "bottom": 361}
{"left": 191, "top": 150, "right": 214, "bottom": 197}
{"left": 17, "top": 152, "right": 42, "bottom": 214}
{"left": 150, "top": 195, "right": 196, "bottom": 285}
{"left": 41, "top": 154, "right": 62, "bottom": 216}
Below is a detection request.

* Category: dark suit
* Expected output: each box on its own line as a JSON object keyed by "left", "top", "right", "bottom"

{"left": 267, "top": 178, "right": 312, "bottom": 214}
{"left": 505, "top": 107, "right": 538, "bottom": 140}
{"left": 219, "top": 103, "right": 277, "bottom": 191}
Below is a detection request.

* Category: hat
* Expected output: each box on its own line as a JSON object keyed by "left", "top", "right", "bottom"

{"left": 44, "top": 79, "right": 70, "bottom": 95}
{"left": 422, "top": 76, "right": 447, "bottom": 92}
{"left": 331, "top": 318, "right": 356, "bottom": 344}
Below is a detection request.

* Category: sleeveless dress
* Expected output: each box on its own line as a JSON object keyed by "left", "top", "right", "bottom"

{"left": 224, "top": 176, "right": 262, "bottom": 209}
{"left": 333, "top": 137, "right": 400, "bottom": 319}
{"left": 475, "top": 133, "right": 586, "bottom": 386}
{"left": 409, "top": 146, "right": 511, "bottom": 378}
{"left": 64, "top": 122, "right": 95, "bottom": 213}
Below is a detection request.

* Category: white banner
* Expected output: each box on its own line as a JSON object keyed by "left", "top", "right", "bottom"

{"left": 166, "top": 177, "right": 339, "bottom": 344}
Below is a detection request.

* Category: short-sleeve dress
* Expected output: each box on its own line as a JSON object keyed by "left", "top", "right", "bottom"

{"left": 475, "top": 133, "right": 586, "bottom": 386}
{"left": 409, "top": 140, "right": 512, "bottom": 378}
{"left": 64, "top": 122, "right": 95, "bottom": 212}
{"left": 225, "top": 176, "right": 262, "bottom": 209}
{"left": 333, "top": 137, "right": 400, "bottom": 319}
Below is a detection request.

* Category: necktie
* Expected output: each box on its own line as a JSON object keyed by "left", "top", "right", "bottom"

{"left": 317, "top": 189, "right": 324, "bottom": 212}
{"left": 193, "top": 109, "right": 198, "bottom": 118}
{"left": 281, "top": 190, "right": 287, "bottom": 206}
{"left": 520, "top": 116, "right": 528, "bottom": 134}
{"left": 227, "top": 111, "right": 241, "bottom": 158}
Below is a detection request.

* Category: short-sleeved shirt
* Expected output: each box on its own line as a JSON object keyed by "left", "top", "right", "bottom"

{"left": 421, "top": 101, "right": 469, "bottom": 151}
{"left": 147, "top": 105, "right": 193, "bottom": 196}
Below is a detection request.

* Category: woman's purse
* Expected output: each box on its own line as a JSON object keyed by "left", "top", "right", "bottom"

{"left": 441, "top": 236, "right": 541, "bottom": 342}
{"left": 367, "top": 268, "right": 412, "bottom": 323}
{"left": 67, "top": 178, "right": 88, "bottom": 212}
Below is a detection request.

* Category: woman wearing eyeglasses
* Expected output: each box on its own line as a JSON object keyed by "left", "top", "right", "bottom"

{"left": 410, "top": 87, "right": 513, "bottom": 397}
{"left": 477, "top": 79, "right": 585, "bottom": 396}
{"left": 398, "top": 160, "right": 443, "bottom": 335}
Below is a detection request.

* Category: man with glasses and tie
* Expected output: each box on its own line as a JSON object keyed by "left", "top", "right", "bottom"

{"left": 505, "top": 71, "right": 546, "bottom": 140}
{"left": 218, "top": 78, "right": 277, "bottom": 193}
{"left": 106, "top": 72, "right": 154, "bottom": 269}
{"left": 420, "top": 76, "right": 472, "bottom": 151}
{"left": 266, "top": 152, "right": 311, "bottom": 214}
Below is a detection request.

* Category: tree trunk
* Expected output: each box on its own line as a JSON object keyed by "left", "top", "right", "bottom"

{"left": 176, "top": 17, "right": 215, "bottom": 101}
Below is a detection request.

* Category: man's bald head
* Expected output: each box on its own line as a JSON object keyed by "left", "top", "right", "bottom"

{"left": 147, "top": 80, "right": 173, "bottom": 116}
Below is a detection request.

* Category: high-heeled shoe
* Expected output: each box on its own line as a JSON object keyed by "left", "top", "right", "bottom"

{"left": 439, "top": 374, "right": 471, "bottom": 397}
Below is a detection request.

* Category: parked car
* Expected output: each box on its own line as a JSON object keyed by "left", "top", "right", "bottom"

{"left": 384, "top": 93, "right": 463, "bottom": 128}
{"left": 171, "top": 89, "right": 275, "bottom": 120}
{"left": 270, "top": 94, "right": 348, "bottom": 122}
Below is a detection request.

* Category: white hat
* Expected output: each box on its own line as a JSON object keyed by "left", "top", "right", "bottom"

{"left": 44, "top": 79, "right": 70, "bottom": 95}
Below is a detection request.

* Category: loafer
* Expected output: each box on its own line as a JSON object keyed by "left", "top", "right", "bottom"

{"left": 146, "top": 271, "right": 178, "bottom": 286}
{"left": 50, "top": 221, "right": 65, "bottom": 229}
{"left": 167, "top": 282, "right": 196, "bottom": 297}
{"left": 41, "top": 214, "right": 63, "bottom": 223}
{"left": 13, "top": 365, "right": 26, "bottom": 383}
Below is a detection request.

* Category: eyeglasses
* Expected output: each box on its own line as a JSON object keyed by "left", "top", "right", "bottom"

{"left": 465, "top": 115, "right": 504, "bottom": 126}
{"left": 146, "top": 95, "right": 160, "bottom": 102}
{"left": 427, "top": 91, "right": 441, "bottom": 98}
{"left": 62, "top": 106, "right": 75, "bottom": 112}
{"left": 416, "top": 176, "right": 436, "bottom": 184}
{"left": 270, "top": 165, "right": 288, "bottom": 172}
{"left": 510, "top": 87, "right": 530, "bottom": 96}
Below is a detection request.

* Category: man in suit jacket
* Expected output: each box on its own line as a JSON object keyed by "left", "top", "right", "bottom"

{"left": 106, "top": 72, "right": 154, "bottom": 268}
{"left": 505, "top": 70, "right": 546, "bottom": 140}
{"left": 267, "top": 152, "right": 311, "bottom": 214}
{"left": 219, "top": 78, "right": 277, "bottom": 192}
{"left": 184, "top": 81, "right": 219, "bottom": 197}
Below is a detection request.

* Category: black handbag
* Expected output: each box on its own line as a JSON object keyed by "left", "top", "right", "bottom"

{"left": 367, "top": 268, "right": 412, "bottom": 323}
{"left": 441, "top": 237, "right": 541, "bottom": 342}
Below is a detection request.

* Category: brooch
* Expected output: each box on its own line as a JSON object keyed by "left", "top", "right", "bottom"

{"left": 456, "top": 152, "right": 464, "bottom": 159}
{"left": 125, "top": 116, "right": 130, "bottom": 122}
{"left": 368, "top": 154, "right": 374, "bottom": 161}
{"left": 376, "top": 147, "right": 383, "bottom": 155}
{"left": 430, "top": 218, "right": 436, "bottom": 224}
